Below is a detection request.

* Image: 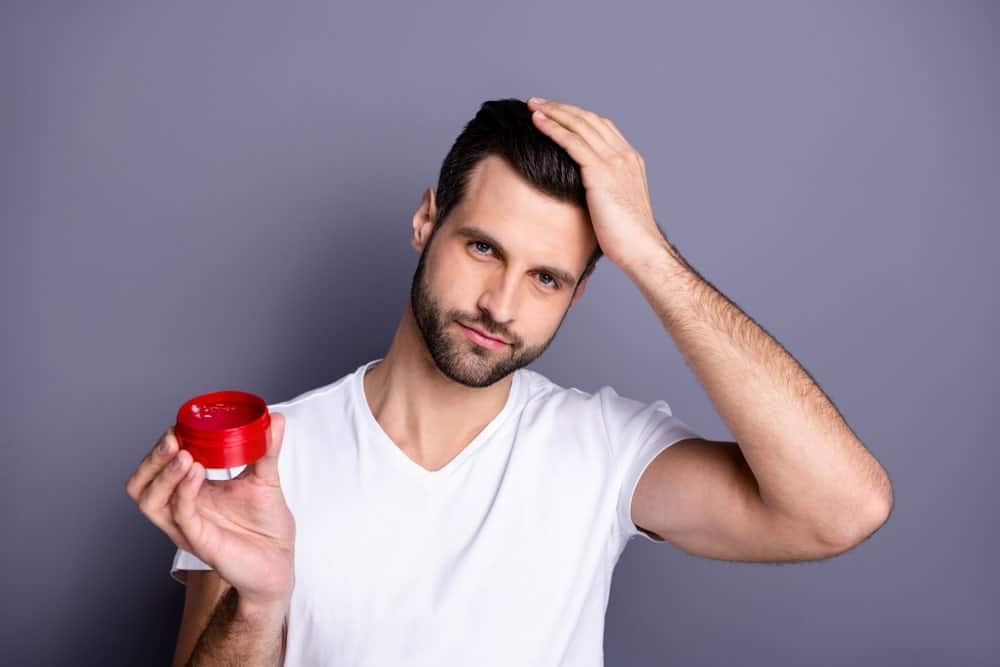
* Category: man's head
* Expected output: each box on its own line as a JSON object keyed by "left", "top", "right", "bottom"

{"left": 408, "top": 98, "right": 603, "bottom": 388}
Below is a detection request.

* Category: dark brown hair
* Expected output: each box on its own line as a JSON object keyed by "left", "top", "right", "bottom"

{"left": 433, "top": 98, "right": 603, "bottom": 284}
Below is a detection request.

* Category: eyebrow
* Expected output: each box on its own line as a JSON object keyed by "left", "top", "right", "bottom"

{"left": 453, "top": 225, "right": 579, "bottom": 288}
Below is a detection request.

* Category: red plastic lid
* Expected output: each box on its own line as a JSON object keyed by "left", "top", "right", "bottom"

{"left": 174, "top": 390, "right": 271, "bottom": 469}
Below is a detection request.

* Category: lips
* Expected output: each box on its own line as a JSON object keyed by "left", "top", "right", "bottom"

{"left": 459, "top": 322, "right": 507, "bottom": 344}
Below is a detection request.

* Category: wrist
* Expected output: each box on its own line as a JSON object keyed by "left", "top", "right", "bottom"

{"left": 618, "top": 236, "right": 685, "bottom": 278}
{"left": 235, "top": 593, "right": 291, "bottom": 633}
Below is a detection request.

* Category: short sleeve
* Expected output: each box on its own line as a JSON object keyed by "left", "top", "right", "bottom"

{"left": 170, "top": 547, "right": 212, "bottom": 584}
{"left": 598, "top": 385, "right": 704, "bottom": 544}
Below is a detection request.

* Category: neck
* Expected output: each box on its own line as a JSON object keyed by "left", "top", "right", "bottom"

{"left": 363, "top": 302, "right": 515, "bottom": 471}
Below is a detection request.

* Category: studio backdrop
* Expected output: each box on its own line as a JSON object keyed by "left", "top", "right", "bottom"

{"left": 2, "top": 1, "right": 996, "bottom": 665}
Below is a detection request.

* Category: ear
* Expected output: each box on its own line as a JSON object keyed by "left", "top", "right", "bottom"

{"left": 569, "top": 271, "right": 592, "bottom": 308}
{"left": 412, "top": 187, "right": 438, "bottom": 253}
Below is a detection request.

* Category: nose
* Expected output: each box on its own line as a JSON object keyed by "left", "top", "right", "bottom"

{"left": 476, "top": 269, "right": 518, "bottom": 326}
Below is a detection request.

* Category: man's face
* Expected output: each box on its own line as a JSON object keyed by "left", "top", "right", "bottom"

{"left": 409, "top": 154, "right": 596, "bottom": 388}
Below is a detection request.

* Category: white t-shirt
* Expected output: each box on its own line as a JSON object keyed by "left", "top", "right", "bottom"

{"left": 172, "top": 358, "right": 703, "bottom": 666}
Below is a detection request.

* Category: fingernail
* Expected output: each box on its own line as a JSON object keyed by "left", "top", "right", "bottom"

{"left": 159, "top": 439, "right": 170, "bottom": 454}
{"left": 531, "top": 97, "right": 547, "bottom": 104}
{"left": 170, "top": 456, "right": 182, "bottom": 471}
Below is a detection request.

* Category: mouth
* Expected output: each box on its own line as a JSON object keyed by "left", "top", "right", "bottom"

{"left": 457, "top": 322, "right": 508, "bottom": 346}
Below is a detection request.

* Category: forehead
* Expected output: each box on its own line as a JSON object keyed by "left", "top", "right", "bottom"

{"left": 446, "top": 154, "right": 596, "bottom": 269}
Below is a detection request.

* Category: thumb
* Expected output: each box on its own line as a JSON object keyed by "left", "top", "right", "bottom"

{"left": 248, "top": 411, "right": 285, "bottom": 484}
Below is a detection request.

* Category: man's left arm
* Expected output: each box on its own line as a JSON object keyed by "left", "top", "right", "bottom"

{"left": 620, "top": 232, "right": 893, "bottom": 549}
{"left": 526, "top": 97, "right": 893, "bottom": 552}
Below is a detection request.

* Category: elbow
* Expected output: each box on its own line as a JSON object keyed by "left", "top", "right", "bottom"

{"left": 868, "top": 486, "right": 894, "bottom": 538}
{"left": 820, "top": 491, "right": 894, "bottom": 554}
{"left": 861, "top": 468, "right": 895, "bottom": 543}
{"left": 835, "top": 462, "right": 895, "bottom": 551}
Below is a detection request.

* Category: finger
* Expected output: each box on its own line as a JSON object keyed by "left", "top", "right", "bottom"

{"left": 247, "top": 412, "right": 286, "bottom": 485}
{"left": 601, "top": 116, "right": 628, "bottom": 144}
{"left": 531, "top": 100, "right": 620, "bottom": 156}
{"left": 137, "top": 447, "right": 193, "bottom": 515}
{"left": 173, "top": 460, "right": 211, "bottom": 558}
{"left": 125, "top": 426, "right": 182, "bottom": 502}
{"left": 532, "top": 109, "right": 603, "bottom": 168}
{"left": 533, "top": 102, "right": 614, "bottom": 158}
{"left": 135, "top": 449, "right": 196, "bottom": 551}
{"left": 162, "top": 518, "right": 194, "bottom": 554}
{"left": 136, "top": 449, "right": 194, "bottom": 535}
{"left": 559, "top": 102, "right": 626, "bottom": 151}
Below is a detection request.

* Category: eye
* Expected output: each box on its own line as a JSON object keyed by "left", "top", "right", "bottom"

{"left": 470, "top": 241, "right": 493, "bottom": 255}
{"left": 537, "top": 272, "right": 559, "bottom": 289}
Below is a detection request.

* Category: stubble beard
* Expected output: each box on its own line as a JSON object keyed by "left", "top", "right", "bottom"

{"left": 408, "top": 239, "right": 569, "bottom": 388}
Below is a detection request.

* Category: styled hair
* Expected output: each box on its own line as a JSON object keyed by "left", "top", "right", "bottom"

{"left": 433, "top": 98, "right": 603, "bottom": 284}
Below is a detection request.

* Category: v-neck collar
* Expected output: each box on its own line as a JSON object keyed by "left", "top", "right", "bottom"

{"left": 352, "top": 358, "right": 525, "bottom": 483}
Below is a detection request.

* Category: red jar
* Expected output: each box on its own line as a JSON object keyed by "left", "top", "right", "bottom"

{"left": 174, "top": 390, "right": 271, "bottom": 470}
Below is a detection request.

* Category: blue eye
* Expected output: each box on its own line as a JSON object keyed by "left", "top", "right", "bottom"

{"left": 538, "top": 273, "right": 558, "bottom": 288}
{"left": 471, "top": 241, "right": 492, "bottom": 255}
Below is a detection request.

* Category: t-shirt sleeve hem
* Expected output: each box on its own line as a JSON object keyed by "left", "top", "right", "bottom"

{"left": 170, "top": 548, "right": 213, "bottom": 585}
{"left": 619, "top": 425, "right": 704, "bottom": 544}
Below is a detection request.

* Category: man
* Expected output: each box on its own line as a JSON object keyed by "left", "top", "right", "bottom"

{"left": 126, "top": 97, "right": 893, "bottom": 666}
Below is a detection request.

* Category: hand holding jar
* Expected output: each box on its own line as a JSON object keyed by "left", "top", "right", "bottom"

{"left": 125, "top": 391, "right": 295, "bottom": 610}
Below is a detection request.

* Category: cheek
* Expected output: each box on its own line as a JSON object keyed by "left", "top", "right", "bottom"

{"left": 536, "top": 309, "right": 565, "bottom": 336}
{"left": 512, "top": 302, "right": 565, "bottom": 344}
{"left": 430, "top": 246, "right": 483, "bottom": 292}
{"left": 423, "top": 252, "right": 478, "bottom": 309}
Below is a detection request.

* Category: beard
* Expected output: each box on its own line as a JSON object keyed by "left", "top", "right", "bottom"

{"left": 409, "top": 235, "right": 570, "bottom": 388}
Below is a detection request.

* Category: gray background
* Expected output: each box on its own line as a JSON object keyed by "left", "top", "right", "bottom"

{"left": 2, "top": 1, "right": 996, "bottom": 665}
